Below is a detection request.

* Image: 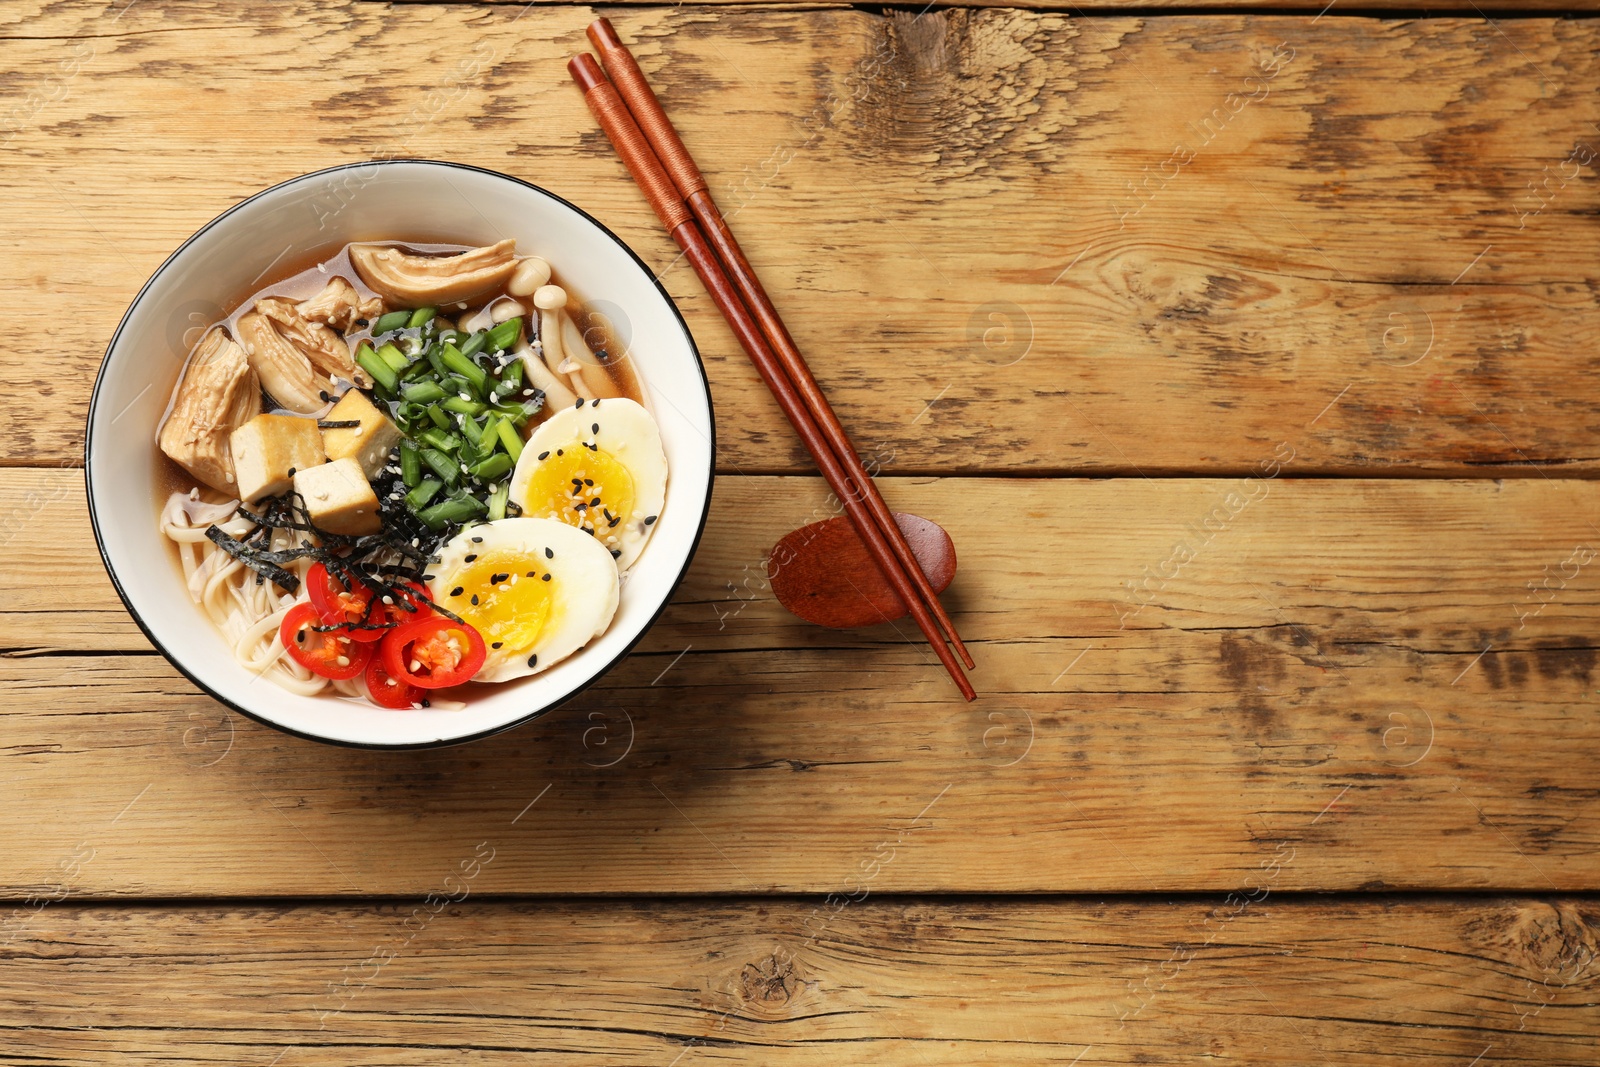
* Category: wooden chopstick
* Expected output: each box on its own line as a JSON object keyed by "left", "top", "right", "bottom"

{"left": 567, "top": 54, "right": 976, "bottom": 701}
{"left": 582, "top": 18, "right": 976, "bottom": 674}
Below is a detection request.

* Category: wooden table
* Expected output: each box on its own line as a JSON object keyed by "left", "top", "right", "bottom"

{"left": 4, "top": 0, "right": 1600, "bottom": 1061}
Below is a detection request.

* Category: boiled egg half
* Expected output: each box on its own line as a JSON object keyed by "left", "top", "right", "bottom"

{"left": 507, "top": 397, "right": 666, "bottom": 571}
{"left": 427, "top": 517, "right": 619, "bottom": 683}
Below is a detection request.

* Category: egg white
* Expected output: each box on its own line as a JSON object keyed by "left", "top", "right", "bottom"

{"left": 507, "top": 397, "right": 667, "bottom": 571}
{"left": 427, "top": 518, "right": 620, "bottom": 683}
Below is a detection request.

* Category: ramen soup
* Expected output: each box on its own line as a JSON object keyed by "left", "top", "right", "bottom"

{"left": 156, "top": 239, "right": 668, "bottom": 710}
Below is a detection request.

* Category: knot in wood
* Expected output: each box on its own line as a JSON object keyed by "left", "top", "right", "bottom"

{"left": 1508, "top": 902, "right": 1596, "bottom": 981}
{"left": 737, "top": 952, "right": 804, "bottom": 1013}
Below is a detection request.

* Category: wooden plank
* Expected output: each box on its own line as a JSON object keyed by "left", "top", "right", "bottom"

{"left": 2, "top": 898, "right": 1596, "bottom": 1063}
{"left": 4, "top": 4, "right": 1599, "bottom": 474}
{"left": 7, "top": 468, "right": 1600, "bottom": 895}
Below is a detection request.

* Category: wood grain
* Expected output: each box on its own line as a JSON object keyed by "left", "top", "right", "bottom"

{"left": 2, "top": 898, "right": 1596, "bottom": 1064}
{"left": 3, "top": 3, "right": 1600, "bottom": 474}
{"left": 6, "top": 468, "right": 1600, "bottom": 896}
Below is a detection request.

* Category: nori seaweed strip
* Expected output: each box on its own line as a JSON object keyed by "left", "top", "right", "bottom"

{"left": 317, "top": 419, "right": 361, "bottom": 429}
{"left": 205, "top": 525, "right": 300, "bottom": 594}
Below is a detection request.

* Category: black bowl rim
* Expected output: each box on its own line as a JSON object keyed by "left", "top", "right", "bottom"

{"left": 84, "top": 158, "right": 716, "bottom": 750}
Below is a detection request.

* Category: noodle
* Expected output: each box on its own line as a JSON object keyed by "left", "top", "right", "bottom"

{"left": 161, "top": 490, "right": 334, "bottom": 698}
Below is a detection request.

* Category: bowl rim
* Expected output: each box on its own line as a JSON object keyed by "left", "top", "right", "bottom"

{"left": 84, "top": 158, "right": 716, "bottom": 750}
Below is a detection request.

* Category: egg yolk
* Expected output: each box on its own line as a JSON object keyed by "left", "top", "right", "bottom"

{"left": 445, "top": 551, "right": 552, "bottom": 655}
{"left": 521, "top": 444, "right": 636, "bottom": 550}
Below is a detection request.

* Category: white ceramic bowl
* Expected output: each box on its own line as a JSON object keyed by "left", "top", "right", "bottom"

{"left": 86, "top": 160, "right": 714, "bottom": 748}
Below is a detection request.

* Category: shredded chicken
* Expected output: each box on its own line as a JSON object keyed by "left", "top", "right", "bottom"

{"left": 295, "top": 276, "right": 382, "bottom": 332}
{"left": 254, "top": 277, "right": 378, "bottom": 391}
{"left": 237, "top": 310, "right": 328, "bottom": 415}
{"left": 158, "top": 327, "right": 260, "bottom": 495}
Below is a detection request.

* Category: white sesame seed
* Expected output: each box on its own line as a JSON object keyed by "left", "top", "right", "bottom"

{"left": 336, "top": 655, "right": 350, "bottom": 667}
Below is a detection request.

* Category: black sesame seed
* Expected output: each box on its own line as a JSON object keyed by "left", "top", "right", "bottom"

{"left": 544, "top": 547, "right": 553, "bottom": 559}
{"left": 590, "top": 497, "right": 601, "bottom": 507}
{"left": 574, "top": 398, "right": 584, "bottom": 409}
{"left": 592, "top": 396, "right": 602, "bottom": 404}
{"left": 542, "top": 573, "right": 551, "bottom": 582}
{"left": 556, "top": 449, "right": 563, "bottom": 456}
{"left": 318, "top": 389, "right": 332, "bottom": 402}
{"left": 610, "top": 548, "right": 621, "bottom": 558}
{"left": 295, "top": 629, "right": 306, "bottom": 643}
{"left": 464, "top": 554, "right": 478, "bottom": 563}
{"left": 450, "top": 586, "right": 464, "bottom": 597}
{"left": 581, "top": 526, "right": 594, "bottom": 535}
{"left": 538, "top": 451, "right": 550, "bottom": 461}
{"left": 355, "top": 318, "right": 369, "bottom": 327}
{"left": 421, "top": 697, "right": 431, "bottom": 708}
{"left": 470, "top": 594, "right": 480, "bottom": 605}
{"left": 644, "top": 515, "right": 658, "bottom": 525}
{"left": 527, "top": 652, "right": 539, "bottom": 667}
{"left": 471, "top": 536, "right": 483, "bottom": 543}
{"left": 490, "top": 573, "right": 509, "bottom": 585}
{"left": 574, "top": 502, "right": 587, "bottom": 512}
{"left": 592, "top": 422, "right": 600, "bottom": 434}
{"left": 491, "top": 641, "right": 503, "bottom": 649}
{"left": 608, "top": 516, "right": 620, "bottom": 527}
{"left": 287, "top": 467, "right": 297, "bottom": 478}
{"left": 423, "top": 575, "right": 435, "bottom": 581}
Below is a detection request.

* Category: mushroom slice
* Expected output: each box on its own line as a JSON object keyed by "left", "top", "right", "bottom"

{"left": 256, "top": 292, "right": 370, "bottom": 389}
{"left": 349, "top": 239, "right": 517, "bottom": 307}
{"left": 295, "top": 276, "right": 383, "bottom": 332}
{"left": 237, "top": 311, "right": 328, "bottom": 415}
{"left": 158, "top": 327, "right": 261, "bottom": 495}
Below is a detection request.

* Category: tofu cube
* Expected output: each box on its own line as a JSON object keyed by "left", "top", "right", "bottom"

{"left": 321, "top": 389, "right": 401, "bottom": 481}
{"left": 293, "top": 458, "right": 382, "bottom": 536}
{"left": 229, "top": 414, "right": 326, "bottom": 504}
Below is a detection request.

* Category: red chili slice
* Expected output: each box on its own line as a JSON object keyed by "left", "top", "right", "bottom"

{"left": 307, "top": 565, "right": 438, "bottom": 643}
{"left": 380, "top": 615, "right": 487, "bottom": 690}
{"left": 280, "top": 602, "right": 372, "bottom": 680}
{"left": 305, "top": 563, "right": 386, "bottom": 643}
{"left": 364, "top": 651, "right": 424, "bottom": 710}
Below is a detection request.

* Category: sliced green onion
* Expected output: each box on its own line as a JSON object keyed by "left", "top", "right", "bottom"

{"left": 408, "top": 306, "right": 437, "bottom": 329}
{"left": 402, "top": 381, "right": 448, "bottom": 404}
{"left": 486, "top": 317, "right": 521, "bottom": 353}
{"left": 487, "top": 481, "right": 510, "bottom": 522}
{"left": 471, "top": 453, "right": 513, "bottom": 483}
{"left": 495, "top": 417, "right": 524, "bottom": 462}
{"left": 375, "top": 344, "right": 408, "bottom": 374}
{"left": 459, "top": 331, "right": 489, "bottom": 359}
{"left": 440, "top": 343, "right": 488, "bottom": 393}
{"left": 418, "top": 426, "right": 459, "bottom": 452}
{"left": 492, "top": 398, "right": 543, "bottom": 426}
{"left": 442, "top": 395, "right": 487, "bottom": 418}
{"left": 399, "top": 440, "right": 422, "bottom": 488}
{"left": 425, "top": 405, "right": 451, "bottom": 431}
{"left": 373, "top": 310, "right": 412, "bottom": 335}
{"left": 355, "top": 348, "right": 399, "bottom": 392}
{"left": 404, "top": 477, "right": 443, "bottom": 510}
{"left": 419, "top": 447, "right": 461, "bottom": 488}
{"left": 499, "top": 356, "right": 524, "bottom": 391}
{"left": 418, "top": 494, "right": 486, "bottom": 529}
